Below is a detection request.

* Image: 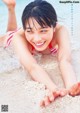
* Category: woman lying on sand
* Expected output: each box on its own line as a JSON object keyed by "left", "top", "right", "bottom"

{"left": 0, "top": 0, "right": 80, "bottom": 107}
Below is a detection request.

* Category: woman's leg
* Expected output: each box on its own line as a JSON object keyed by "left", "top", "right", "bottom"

{"left": 0, "top": 0, "right": 17, "bottom": 46}
{"left": 3, "top": 0, "right": 17, "bottom": 31}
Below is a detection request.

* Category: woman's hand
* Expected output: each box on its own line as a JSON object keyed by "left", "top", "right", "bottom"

{"left": 40, "top": 88, "right": 68, "bottom": 107}
{"left": 69, "top": 82, "right": 80, "bottom": 96}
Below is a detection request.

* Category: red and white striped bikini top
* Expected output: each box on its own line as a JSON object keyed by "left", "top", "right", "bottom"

{"left": 5, "top": 28, "right": 20, "bottom": 48}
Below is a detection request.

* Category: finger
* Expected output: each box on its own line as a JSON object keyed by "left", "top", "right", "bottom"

{"left": 60, "top": 89, "right": 68, "bottom": 96}
{"left": 69, "top": 83, "right": 80, "bottom": 96}
{"left": 40, "top": 100, "right": 45, "bottom": 107}
{"left": 74, "top": 83, "right": 80, "bottom": 96}
{"left": 69, "top": 84, "right": 78, "bottom": 95}
{"left": 44, "top": 96, "right": 50, "bottom": 106}
{"left": 53, "top": 91, "right": 60, "bottom": 98}
{"left": 77, "top": 83, "right": 80, "bottom": 95}
{"left": 48, "top": 92, "right": 55, "bottom": 102}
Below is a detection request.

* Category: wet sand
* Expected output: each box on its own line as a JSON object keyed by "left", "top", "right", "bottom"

{"left": 0, "top": 44, "right": 80, "bottom": 113}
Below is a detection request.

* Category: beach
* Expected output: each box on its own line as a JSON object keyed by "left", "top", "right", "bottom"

{"left": 0, "top": 0, "right": 80, "bottom": 113}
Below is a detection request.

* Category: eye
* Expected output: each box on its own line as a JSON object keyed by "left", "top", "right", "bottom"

{"left": 40, "top": 29, "right": 47, "bottom": 33}
{"left": 26, "top": 30, "right": 33, "bottom": 33}
{"left": 27, "top": 30, "right": 31, "bottom": 32}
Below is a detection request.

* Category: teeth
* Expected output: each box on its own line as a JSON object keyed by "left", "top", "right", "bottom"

{"left": 36, "top": 42, "right": 44, "bottom": 46}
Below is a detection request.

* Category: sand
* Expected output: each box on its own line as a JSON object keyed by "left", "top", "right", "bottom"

{"left": 0, "top": 43, "right": 80, "bottom": 113}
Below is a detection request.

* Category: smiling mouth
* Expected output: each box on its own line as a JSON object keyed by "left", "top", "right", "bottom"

{"left": 34, "top": 41, "right": 46, "bottom": 48}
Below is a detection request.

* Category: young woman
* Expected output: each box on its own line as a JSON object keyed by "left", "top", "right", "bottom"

{"left": 1, "top": 0, "right": 80, "bottom": 107}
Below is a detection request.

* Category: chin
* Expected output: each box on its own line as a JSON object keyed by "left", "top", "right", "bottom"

{"left": 35, "top": 46, "right": 47, "bottom": 51}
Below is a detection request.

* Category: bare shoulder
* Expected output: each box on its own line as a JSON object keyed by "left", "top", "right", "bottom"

{"left": 12, "top": 28, "right": 29, "bottom": 50}
{"left": 55, "top": 23, "right": 68, "bottom": 34}
{"left": 55, "top": 24, "right": 71, "bottom": 61}
{"left": 12, "top": 28, "right": 37, "bottom": 70}
{"left": 14, "top": 28, "right": 33, "bottom": 52}
{"left": 13, "top": 28, "right": 28, "bottom": 44}
{"left": 14, "top": 28, "right": 25, "bottom": 38}
{"left": 54, "top": 24, "right": 69, "bottom": 43}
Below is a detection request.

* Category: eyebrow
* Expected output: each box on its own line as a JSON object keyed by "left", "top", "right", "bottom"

{"left": 26, "top": 27, "right": 32, "bottom": 29}
{"left": 26, "top": 26, "right": 48, "bottom": 30}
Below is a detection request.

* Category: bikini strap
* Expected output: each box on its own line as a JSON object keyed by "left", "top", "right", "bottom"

{"left": 5, "top": 28, "right": 21, "bottom": 48}
{"left": 31, "top": 45, "right": 35, "bottom": 55}
{"left": 48, "top": 42, "right": 53, "bottom": 49}
{"left": 48, "top": 41, "right": 58, "bottom": 53}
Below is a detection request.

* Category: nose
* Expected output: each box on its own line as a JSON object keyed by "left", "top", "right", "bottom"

{"left": 33, "top": 34, "right": 42, "bottom": 43}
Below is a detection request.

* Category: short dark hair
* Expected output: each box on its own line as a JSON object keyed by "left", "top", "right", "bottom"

{"left": 22, "top": 0, "right": 57, "bottom": 30}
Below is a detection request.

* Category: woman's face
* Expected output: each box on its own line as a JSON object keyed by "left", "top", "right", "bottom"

{"left": 25, "top": 18, "right": 54, "bottom": 51}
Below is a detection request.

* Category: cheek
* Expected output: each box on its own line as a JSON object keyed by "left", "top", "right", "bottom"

{"left": 42, "top": 33, "right": 53, "bottom": 40}
{"left": 49, "top": 31, "right": 54, "bottom": 39}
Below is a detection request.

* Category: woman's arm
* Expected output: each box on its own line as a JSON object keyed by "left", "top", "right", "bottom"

{"left": 12, "top": 30, "right": 57, "bottom": 91}
{"left": 12, "top": 29, "right": 68, "bottom": 107}
{"left": 56, "top": 26, "right": 77, "bottom": 89}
